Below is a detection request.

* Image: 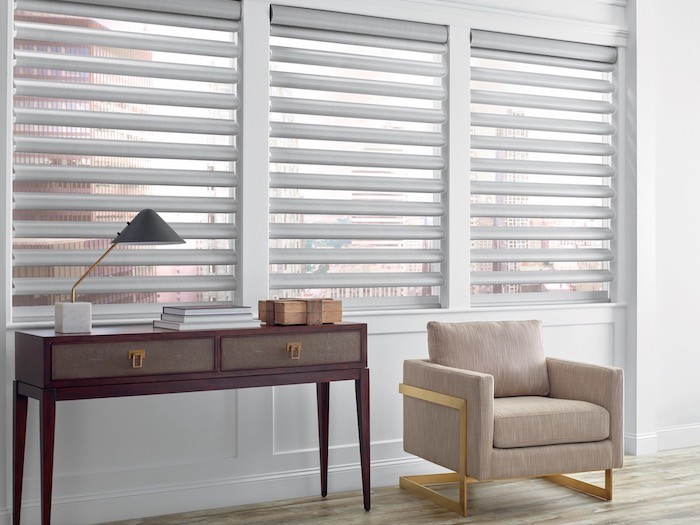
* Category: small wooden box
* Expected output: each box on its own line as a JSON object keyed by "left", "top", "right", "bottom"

{"left": 258, "top": 299, "right": 342, "bottom": 325}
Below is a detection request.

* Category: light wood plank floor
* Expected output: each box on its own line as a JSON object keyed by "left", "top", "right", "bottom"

{"left": 103, "top": 447, "right": 700, "bottom": 525}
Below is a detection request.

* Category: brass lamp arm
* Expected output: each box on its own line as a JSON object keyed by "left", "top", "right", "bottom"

{"left": 70, "top": 243, "right": 118, "bottom": 303}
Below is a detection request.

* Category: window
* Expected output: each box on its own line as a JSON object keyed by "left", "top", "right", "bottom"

{"left": 269, "top": 6, "right": 447, "bottom": 309}
{"left": 470, "top": 30, "right": 617, "bottom": 304}
{"left": 12, "top": 0, "right": 240, "bottom": 318}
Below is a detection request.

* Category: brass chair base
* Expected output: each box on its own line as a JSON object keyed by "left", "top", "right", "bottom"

{"left": 542, "top": 469, "right": 613, "bottom": 501}
{"left": 400, "top": 473, "right": 473, "bottom": 516}
{"left": 400, "top": 469, "right": 613, "bottom": 517}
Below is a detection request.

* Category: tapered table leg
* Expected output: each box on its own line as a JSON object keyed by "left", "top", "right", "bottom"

{"left": 40, "top": 390, "right": 57, "bottom": 525}
{"left": 316, "top": 382, "right": 330, "bottom": 497}
{"left": 13, "top": 382, "right": 29, "bottom": 525}
{"left": 355, "top": 368, "right": 370, "bottom": 511}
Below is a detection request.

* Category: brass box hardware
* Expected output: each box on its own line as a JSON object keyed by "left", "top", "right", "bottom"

{"left": 286, "top": 342, "right": 302, "bottom": 360}
{"left": 128, "top": 350, "right": 145, "bottom": 369}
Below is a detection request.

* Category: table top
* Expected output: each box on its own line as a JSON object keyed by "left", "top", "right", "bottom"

{"left": 17, "top": 322, "right": 366, "bottom": 340}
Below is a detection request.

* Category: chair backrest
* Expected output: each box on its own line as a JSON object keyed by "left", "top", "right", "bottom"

{"left": 427, "top": 320, "right": 549, "bottom": 397}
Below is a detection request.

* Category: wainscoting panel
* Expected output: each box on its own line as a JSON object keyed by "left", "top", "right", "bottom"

{"left": 272, "top": 381, "right": 358, "bottom": 456}
{"left": 542, "top": 322, "right": 614, "bottom": 365}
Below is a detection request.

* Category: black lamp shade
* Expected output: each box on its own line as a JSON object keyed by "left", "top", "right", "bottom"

{"left": 111, "top": 209, "right": 185, "bottom": 245}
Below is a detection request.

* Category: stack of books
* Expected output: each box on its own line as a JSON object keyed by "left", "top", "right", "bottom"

{"left": 153, "top": 304, "right": 260, "bottom": 331}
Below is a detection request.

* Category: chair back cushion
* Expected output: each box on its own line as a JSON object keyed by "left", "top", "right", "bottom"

{"left": 427, "top": 320, "right": 549, "bottom": 397}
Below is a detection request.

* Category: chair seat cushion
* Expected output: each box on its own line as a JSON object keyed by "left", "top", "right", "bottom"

{"left": 493, "top": 396, "right": 610, "bottom": 449}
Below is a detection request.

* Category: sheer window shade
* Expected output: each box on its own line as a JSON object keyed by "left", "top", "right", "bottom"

{"left": 12, "top": 0, "right": 240, "bottom": 314}
{"left": 470, "top": 30, "right": 617, "bottom": 303}
{"left": 269, "top": 6, "right": 447, "bottom": 308}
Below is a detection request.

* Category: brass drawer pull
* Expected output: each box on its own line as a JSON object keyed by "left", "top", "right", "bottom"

{"left": 128, "top": 350, "right": 146, "bottom": 369}
{"left": 287, "top": 342, "right": 302, "bottom": 360}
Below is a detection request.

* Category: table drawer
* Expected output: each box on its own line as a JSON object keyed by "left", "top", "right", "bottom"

{"left": 221, "top": 331, "right": 362, "bottom": 370}
{"left": 51, "top": 338, "right": 216, "bottom": 380}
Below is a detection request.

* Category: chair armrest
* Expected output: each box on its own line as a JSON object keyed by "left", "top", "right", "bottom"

{"left": 402, "top": 359, "right": 494, "bottom": 479}
{"left": 547, "top": 357, "right": 624, "bottom": 467}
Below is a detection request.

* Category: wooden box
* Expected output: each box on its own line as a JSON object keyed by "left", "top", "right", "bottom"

{"left": 258, "top": 299, "right": 342, "bottom": 325}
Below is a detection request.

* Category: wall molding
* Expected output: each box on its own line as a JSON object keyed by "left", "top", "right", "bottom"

{"left": 2, "top": 456, "right": 437, "bottom": 525}
{"left": 657, "top": 423, "right": 700, "bottom": 452}
{"left": 622, "top": 425, "right": 700, "bottom": 456}
{"left": 345, "top": 303, "right": 623, "bottom": 337}
{"left": 624, "top": 432, "right": 659, "bottom": 456}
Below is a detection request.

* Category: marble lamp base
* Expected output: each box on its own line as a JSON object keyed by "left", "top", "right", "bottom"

{"left": 55, "top": 302, "right": 92, "bottom": 333}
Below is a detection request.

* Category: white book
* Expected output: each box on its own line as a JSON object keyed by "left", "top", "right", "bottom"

{"left": 162, "top": 305, "right": 253, "bottom": 316}
{"left": 160, "top": 313, "right": 254, "bottom": 323}
{"left": 153, "top": 319, "right": 261, "bottom": 331}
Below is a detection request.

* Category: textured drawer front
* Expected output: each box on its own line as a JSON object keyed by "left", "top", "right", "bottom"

{"left": 52, "top": 338, "right": 215, "bottom": 380}
{"left": 221, "top": 331, "right": 361, "bottom": 370}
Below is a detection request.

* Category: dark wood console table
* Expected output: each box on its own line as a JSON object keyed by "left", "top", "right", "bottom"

{"left": 13, "top": 322, "right": 370, "bottom": 525}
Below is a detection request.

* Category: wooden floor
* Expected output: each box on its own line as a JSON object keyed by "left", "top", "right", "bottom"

{"left": 103, "top": 447, "right": 700, "bottom": 525}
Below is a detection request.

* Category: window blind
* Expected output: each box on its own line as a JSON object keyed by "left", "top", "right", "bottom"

{"left": 12, "top": 0, "right": 240, "bottom": 313}
{"left": 470, "top": 30, "right": 617, "bottom": 303}
{"left": 269, "top": 6, "right": 447, "bottom": 308}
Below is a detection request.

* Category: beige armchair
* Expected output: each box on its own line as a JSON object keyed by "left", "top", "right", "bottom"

{"left": 400, "top": 320, "right": 623, "bottom": 515}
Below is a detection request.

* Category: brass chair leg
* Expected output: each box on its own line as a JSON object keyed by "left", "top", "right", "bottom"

{"left": 400, "top": 473, "right": 470, "bottom": 516}
{"left": 542, "top": 468, "right": 613, "bottom": 501}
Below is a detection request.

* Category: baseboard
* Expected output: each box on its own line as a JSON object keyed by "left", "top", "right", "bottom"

{"left": 3, "top": 456, "right": 436, "bottom": 525}
{"left": 624, "top": 432, "right": 659, "bottom": 455}
{"left": 657, "top": 423, "right": 700, "bottom": 451}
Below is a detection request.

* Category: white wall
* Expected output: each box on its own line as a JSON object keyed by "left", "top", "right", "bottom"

{"left": 644, "top": 0, "right": 700, "bottom": 449}
{"left": 9, "top": 0, "right": 699, "bottom": 523}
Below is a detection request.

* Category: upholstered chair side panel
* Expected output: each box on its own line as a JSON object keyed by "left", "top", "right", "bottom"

{"left": 403, "top": 359, "right": 494, "bottom": 479}
{"left": 403, "top": 395, "right": 461, "bottom": 473}
{"left": 546, "top": 358, "right": 624, "bottom": 468}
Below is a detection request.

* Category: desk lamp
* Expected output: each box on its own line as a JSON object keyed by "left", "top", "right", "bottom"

{"left": 55, "top": 209, "right": 185, "bottom": 333}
